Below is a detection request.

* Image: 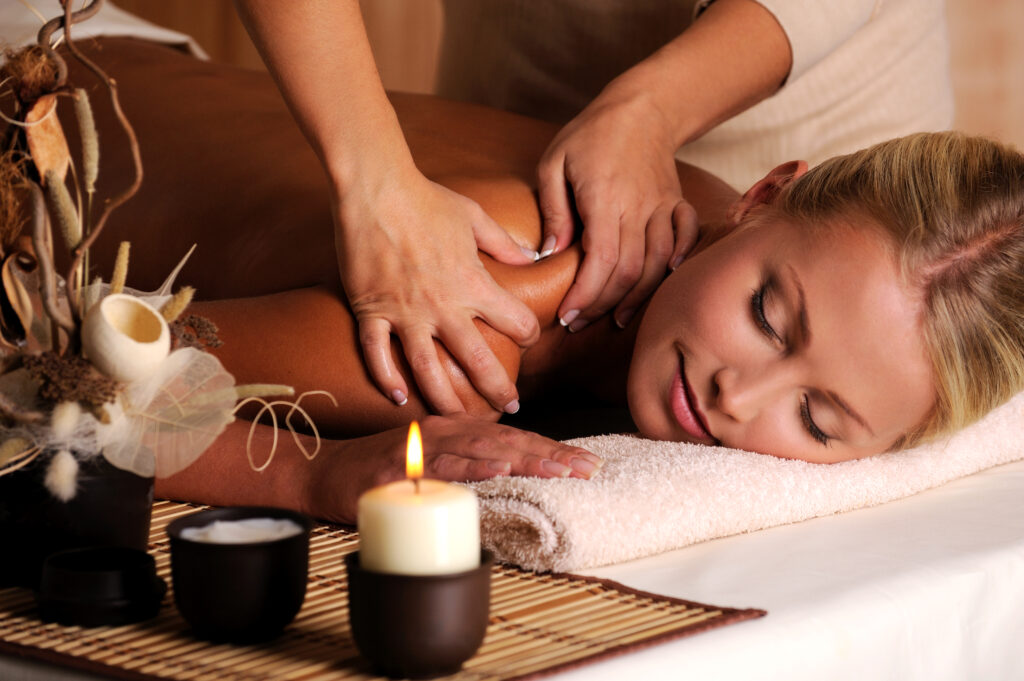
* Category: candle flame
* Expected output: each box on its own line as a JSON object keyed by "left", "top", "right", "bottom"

{"left": 406, "top": 420, "right": 423, "bottom": 481}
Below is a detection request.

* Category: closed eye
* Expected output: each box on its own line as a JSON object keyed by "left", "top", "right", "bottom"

{"left": 750, "top": 285, "right": 782, "bottom": 344}
{"left": 801, "top": 395, "right": 832, "bottom": 446}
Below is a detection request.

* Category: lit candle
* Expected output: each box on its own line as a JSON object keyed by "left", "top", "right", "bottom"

{"left": 357, "top": 422, "right": 480, "bottom": 575}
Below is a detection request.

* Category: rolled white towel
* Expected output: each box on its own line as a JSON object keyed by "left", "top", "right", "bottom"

{"left": 470, "top": 391, "right": 1024, "bottom": 572}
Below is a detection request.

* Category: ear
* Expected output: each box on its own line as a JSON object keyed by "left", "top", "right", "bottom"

{"left": 725, "top": 160, "right": 809, "bottom": 224}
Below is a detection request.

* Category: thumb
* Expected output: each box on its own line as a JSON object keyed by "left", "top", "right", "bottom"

{"left": 669, "top": 199, "right": 699, "bottom": 270}
{"left": 473, "top": 214, "right": 538, "bottom": 265}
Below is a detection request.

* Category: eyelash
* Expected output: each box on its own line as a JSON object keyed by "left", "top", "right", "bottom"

{"left": 750, "top": 285, "right": 832, "bottom": 447}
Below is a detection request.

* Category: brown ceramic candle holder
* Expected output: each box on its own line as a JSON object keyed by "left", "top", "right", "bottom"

{"left": 345, "top": 550, "right": 493, "bottom": 679}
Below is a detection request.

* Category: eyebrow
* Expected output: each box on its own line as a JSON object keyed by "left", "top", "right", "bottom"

{"left": 785, "top": 265, "right": 876, "bottom": 437}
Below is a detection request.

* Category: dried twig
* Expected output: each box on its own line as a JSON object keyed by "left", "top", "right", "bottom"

{"left": 54, "top": 0, "right": 143, "bottom": 319}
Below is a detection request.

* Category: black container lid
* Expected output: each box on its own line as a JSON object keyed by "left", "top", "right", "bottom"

{"left": 36, "top": 546, "right": 166, "bottom": 627}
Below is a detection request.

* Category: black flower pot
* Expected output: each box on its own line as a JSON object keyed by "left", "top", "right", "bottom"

{"left": 0, "top": 453, "right": 154, "bottom": 588}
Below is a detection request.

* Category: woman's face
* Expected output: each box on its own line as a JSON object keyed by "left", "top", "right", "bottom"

{"left": 627, "top": 204, "right": 935, "bottom": 463}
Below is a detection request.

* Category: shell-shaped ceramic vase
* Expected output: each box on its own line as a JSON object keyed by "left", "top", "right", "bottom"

{"left": 82, "top": 293, "right": 171, "bottom": 383}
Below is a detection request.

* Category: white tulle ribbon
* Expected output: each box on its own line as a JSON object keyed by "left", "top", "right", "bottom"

{"left": 95, "top": 347, "right": 239, "bottom": 478}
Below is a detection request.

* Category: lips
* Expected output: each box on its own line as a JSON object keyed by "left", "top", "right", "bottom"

{"left": 669, "top": 354, "right": 714, "bottom": 442}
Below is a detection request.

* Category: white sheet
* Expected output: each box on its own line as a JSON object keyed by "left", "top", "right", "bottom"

{"left": 555, "top": 458, "right": 1024, "bottom": 680}
{"left": 0, "top": 0, "right": 208, "bottom": 58}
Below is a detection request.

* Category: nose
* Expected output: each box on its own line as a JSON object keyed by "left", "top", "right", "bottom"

{"left": 712, "top": 364, "right": 796, "bottom": 422}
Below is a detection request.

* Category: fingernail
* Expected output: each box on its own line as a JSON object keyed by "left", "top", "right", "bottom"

{"left": 568, "top": 318, "right": 589, "bottom": 333}
{"left": 614, "top": 308, "right": 636, "bottom": 329}
{"left": 504, "top": 399, "right": 520, "bottom": 414}
{"left": 488, "top": 460, "right": 511, "bottom": 474}
{"left": 521, "top": 246, "right": 540, "bottom": 261}
{"left": 670, "top": 254, "right": 685, "bottom": 270}
{"left": 539, "top": 235, "right": 557, "bottom": 259}
{"left": 559, "top": 309, "right": 580, "bottom": 327}
{"left": 391, "top": 389, "right": 408, "bottom": 406}
{"left": 541, "top": 460, "right": 572, "bottom": 477}
{"left": 569, "top": 457, "right": 598, "bottom": 477}
{"left": 577, "top": 451, "right": 603, "bottom": 467}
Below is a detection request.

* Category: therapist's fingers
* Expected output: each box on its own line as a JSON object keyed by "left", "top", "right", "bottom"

{"left": 668, "top": 199, "right": 699, "bottom": 271}
{"left": 536, "top": 151, "right": 576, "bottom": 258}
{"left": 613, "top": 204, "right": 677, "bottom": 328}
{"left": 358, "top": 316, "right": 410, "bottom": 406}
{"left": 439, "top": 320, "right": 521, "bottom": 414}
{"left": 397, "top": 326, "right": 466, "bottom": 415}
{"left": 555, "top": 202, "right": 621, "bottom": 328}
{"left": 570, "top": 207, "right": 651, "bottom": 329}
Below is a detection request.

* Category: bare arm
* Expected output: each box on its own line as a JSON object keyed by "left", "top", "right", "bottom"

{"left": 233, "top": 0, "right": 541, "bottom": 416}
{"left": 540, "top": 0, "right": 792, "bottom": 330}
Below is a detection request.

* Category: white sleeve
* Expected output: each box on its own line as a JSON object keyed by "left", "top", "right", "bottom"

{"left": 750, "top": 0, "right": 881, "bottom": 81}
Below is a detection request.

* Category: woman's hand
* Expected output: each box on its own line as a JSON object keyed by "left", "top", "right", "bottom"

{"left": 311, "top": 415, "right": 603, "bottom": 524}
{"left": 537, "top": 86, "right": 699, "bottom": 332}
{"left": 337, "top": 167, "right": 541, "bottom": 415}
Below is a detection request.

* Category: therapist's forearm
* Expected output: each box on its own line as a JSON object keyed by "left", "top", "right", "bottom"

{"left": 607, "top": 0, "right": 792, "bottom": 148}
{"left": 233, "top": 0, "right": 415, "bottom": 190}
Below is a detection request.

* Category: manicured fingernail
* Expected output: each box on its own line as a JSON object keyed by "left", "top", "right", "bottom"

{"left": 541, "top": 460, "right": 572, "bottom": 477}
{"left": 670, "top": 254, "right": 685, "bottom": 270}
{"left": 391, "top": 389, "right": 408, "bottom": 406}
{"left": 614, "top": 308, "right": 636, "bottom": 329}
{"left": 488, "top": 460, "right": 511, "bottom": 474}
{"left": 577, "top": 451, "right": 603, "bottom": 467}
{"left": 569, "top": 457, "right": 598, "bottom": 477}
{"left": 559, "top": 309, "right": 580, "bottom": 327}
{"left": 522, "top": 246, "right": 540, "bottom": 261}
{"left": 539, "top": 235, "right": 557, "bottom": 259}
{"left": 568, "top": 318, "right": 589, "bottom": 333}
{"left": 504, "top": 399, "right": 520, "bottom": 414}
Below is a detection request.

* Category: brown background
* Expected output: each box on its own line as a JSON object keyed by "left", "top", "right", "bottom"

{"left": 115, "top": 0, "right": 1024, "bottom": 148}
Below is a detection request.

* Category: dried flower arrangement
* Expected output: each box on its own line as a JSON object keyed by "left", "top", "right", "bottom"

{"left": 0, "top": 1, "right": 316, "bottom": 502}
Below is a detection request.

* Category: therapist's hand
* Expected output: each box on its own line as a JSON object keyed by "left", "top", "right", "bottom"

{"left": 337, "top": 166, "right": 540, "bottom": 415}
{"left": 537, "top": 86, "right": 698, "bottom": 331}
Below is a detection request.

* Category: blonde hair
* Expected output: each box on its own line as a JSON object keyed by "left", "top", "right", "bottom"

{"left": 777, "top": 132, "right": 1024, "bottom": 448}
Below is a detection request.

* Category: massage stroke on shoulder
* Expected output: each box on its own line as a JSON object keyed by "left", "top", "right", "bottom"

{"left": 10, "top": 1, "right": 1023, "bottom": 526}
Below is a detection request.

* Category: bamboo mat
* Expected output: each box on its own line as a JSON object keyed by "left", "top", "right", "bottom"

{"left": 0, "top": 501, "right": 765, "bottom": 681}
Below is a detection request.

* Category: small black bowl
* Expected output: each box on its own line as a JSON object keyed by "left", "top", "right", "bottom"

{"left": 345, "top": 550, "right": 493, "bottom": 679}
{"left": 36, "top": 546, "right": 166, "bottom": 627}
{"left": 166, "top": 506, "right": 312, "bottom": 643}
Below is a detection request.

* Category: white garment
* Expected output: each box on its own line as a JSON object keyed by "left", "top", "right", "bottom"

{"left": 438, "top": 0, "right": 953, "bottom": 190}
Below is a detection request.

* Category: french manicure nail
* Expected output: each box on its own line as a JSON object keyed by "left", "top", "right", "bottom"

{"left": 569, "top": 458, "right": 598, "bottom": 477}
{"left": 504, "top": 399, "right": 520, "bottom": 414}
{"left": 670, "top": 254, "right": 685, "bottom": 270}
{"left": 522, "top": 246, "right": 540, "bottom": 261}
{"left": 539, "top": 235, "right": 557, "bottom": 259}
{"left": 568, "top": 318, "right": 589, "bottom": 333}
{"left": 541, "top": 460, "right": 572, "bottom": 477}
{"left": 559, "top": 309, "right": 580, "bottom": 327}
{"left": 488, "top": 460, "right": 511, "bottom": 473}
{"left": 576, "top": 451, "right": 603, "bottom": 467}
{"left": 614, "top": 308, "right": 636, "bottom": 329}
{"left": 391, "top": 389, "right": 408, "bottom": 406}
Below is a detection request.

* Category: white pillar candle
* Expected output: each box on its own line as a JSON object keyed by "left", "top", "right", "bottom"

{"left": 356, "top": 421, "right": 481, "bottom": 575}
{"left": 357, "top": 478, "right": 480, "bottom": 575}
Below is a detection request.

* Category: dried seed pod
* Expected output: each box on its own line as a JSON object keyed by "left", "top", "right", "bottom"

{"left": 44, "top": 169, "right": 81, "bottom": 248}
{"left": 161, "top": 286, "right": 195, "bottom": 323}
{"left": 74, "top": 88, "right": 99, "bottom": 194}
{"left": 110, "top": 240, "right": 129, "bottom": 294}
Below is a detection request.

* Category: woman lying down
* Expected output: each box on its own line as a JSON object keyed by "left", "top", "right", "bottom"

{"left": 61, "top": 39, "right": 1024, "bottom": 525}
